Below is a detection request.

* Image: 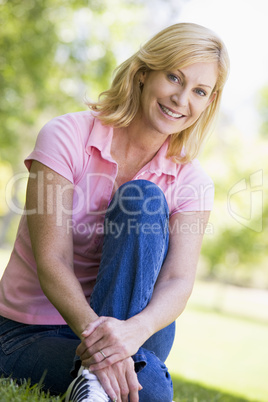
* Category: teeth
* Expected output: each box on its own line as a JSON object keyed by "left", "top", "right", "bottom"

{"left": 160, "top": 104, "right": 183, "bottom": 118}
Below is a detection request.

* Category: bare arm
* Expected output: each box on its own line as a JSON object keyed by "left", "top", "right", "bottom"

{"left": 79, "top": 210, "right": 210, "bottom": 370}
{"left": 26, "top": 161, "right": 140, "bottom": 401}
{"left": 131, "top": 210, "right": 210, "bottom": 338}
{"left": 26, "top": 161, "right": 98, "bottom": 337}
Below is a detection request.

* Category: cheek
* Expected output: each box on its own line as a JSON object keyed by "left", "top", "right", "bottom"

{"left": 147, "top": 79, "right": 167, "bottom": 98}
{"left": 193, "top": 101, "right": 210, "bottom": 117}
{"left": 141, "top": 90, "right": 158, "bottom": 112}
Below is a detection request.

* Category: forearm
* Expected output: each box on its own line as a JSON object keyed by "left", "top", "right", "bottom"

{"left": 129, "top": 212, "right": 209, "bottom": 343}
{"left": 26, "top": 162, "right": 98, "bottom": 338}
{"left": 37, "top": 256, "right": 98, "bottom": 338}
{"left": 128, "top": 276, "right": 193, "bottom": 343}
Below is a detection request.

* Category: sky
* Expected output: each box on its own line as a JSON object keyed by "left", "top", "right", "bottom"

{"left": 143, "top": 0, "right": 268, "bottom": 137}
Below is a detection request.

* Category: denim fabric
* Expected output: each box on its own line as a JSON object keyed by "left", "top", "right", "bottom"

{"left": 0, "top": 180, "right": 174, "bottom": 401}
{"left": 0, "top": 316, "right": 79, "bottom": 395}
{"left": 90, "top": 180, "right": 174, "bottom": 401}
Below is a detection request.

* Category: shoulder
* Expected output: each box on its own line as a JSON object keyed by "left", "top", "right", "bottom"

{"left": 24, "top": 111, "right": 98, "bottom": 182}
{"left": 170, "top": 159, "right": 214, "bottom": 213}
{"left": 34, "top": 110, "right": 101, "bottom": 154}
{"left": 175, "top": 158, "right": 214, "bottom": 188}
{"left": 41, "top": 110, "right": 96, "bottom": 137}
{"left": 188, "top": 159, "right": 213, "bottom": 185}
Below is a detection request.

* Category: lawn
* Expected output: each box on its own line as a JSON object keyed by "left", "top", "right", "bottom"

{"left": 167, "top": 305, "right": 268, "bottom": 402}
{"left": 172, "top": 374, "right": 254, "bottom": 402}
{"left": 0, "top": 373, "right": 257, "bottom": 402}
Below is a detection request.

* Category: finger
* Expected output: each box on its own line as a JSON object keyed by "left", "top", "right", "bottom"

{"left": 76, "top": 328, "right": 107, "bottom": 357}
{"left": 107, "top": 375, "right": 121, "bottom": 402}
{"left": 81, "top": 316, "right": 106, "bottom": 337}
{"left": 80, "top": 349, "right": 109, "bottom": 368}
{"left": 88, "top": 353, "right": 122, "bottom": 371}
{"left": 129, "top": 387, "right": 140, "bottom": 402}
{"left": 76, "top": 341, "right": 99, "bottom": 361}
{"left": 126, "top": 366, "right": 141, "bottom": 402}
{"left": 78, "top": 336, "right": 114, "bottom": 361}
{"left": 95, "top": 370, "right": 119, "bottom": 402}
{"left": 86, "top": 338, "right": 131, "bottom": 370}
{"left": 80, "top": 321, "right": 111, "bottom": 351}
{"left": 75, "top": 340, "right": 88, "bottom": 358}
{"left": 117, "top": 374, "right": 129, "bottom": 402}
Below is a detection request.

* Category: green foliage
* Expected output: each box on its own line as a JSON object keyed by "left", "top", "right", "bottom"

{"left": 0, "top": 0, "right": 145, "bottom": 245}
{"left": 1, "top": 0, "right": 267, "bottom": 286}
{"left": 0, "top": 378, "right": 62, "bottom": 401}
{"left": 0, "top": 0, "right": 145, "bottom": 166}
{"left": 1, "top": 0, "right": 58, "bottom": 163}
{"left": 199, "top": 124, "right": 268, "bottom": 288}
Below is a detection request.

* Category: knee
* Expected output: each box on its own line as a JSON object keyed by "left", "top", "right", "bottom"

{"left": 137, "top": 352, "right": 173, "bottom": 402}
{"left": 111, "top": 180, "right": 169, "bottom": 218}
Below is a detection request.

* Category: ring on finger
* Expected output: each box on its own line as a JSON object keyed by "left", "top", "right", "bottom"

{"left": 99, "top": 349, "right": 107, "bottom": 359}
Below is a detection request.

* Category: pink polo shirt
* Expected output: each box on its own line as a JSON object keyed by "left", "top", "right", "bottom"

{"left": 0, "top": 111, "right": 214, "bottom": 325}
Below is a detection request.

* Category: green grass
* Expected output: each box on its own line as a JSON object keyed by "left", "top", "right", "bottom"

{"left": 0, "top": 378, "right": 62, "bottom": 401}
{"left": 0, "top": 375, "right": 256, "bottom": 402}
{"left": 167, "top": 306, "right": 268, "bottom": 402}
{"left": 172, "top": 374, "right": 254, "bottom": 402}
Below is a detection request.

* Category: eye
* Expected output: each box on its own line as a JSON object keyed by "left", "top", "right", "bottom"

{"left": 195, "top": 88, "right": 207, "bottom": 97}
{"left": 167, "top": 73, "right": 181, "bottom": 84}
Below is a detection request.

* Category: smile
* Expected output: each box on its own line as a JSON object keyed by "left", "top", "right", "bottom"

{"left": 159, "top": 104, "right": 184, "bottom": 119}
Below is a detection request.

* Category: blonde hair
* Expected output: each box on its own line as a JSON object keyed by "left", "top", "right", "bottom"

{"left": 87, "top": 22, "right": 230, "bottom": 163}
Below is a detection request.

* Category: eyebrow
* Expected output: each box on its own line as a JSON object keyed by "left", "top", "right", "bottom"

{"left": 177, "top": 69, "right": 212, "bottom": 89}
{"left": 198, "top": 84, "right": 212, "bottom": 89}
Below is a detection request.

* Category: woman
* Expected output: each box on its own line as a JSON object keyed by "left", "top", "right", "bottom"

{"left": 0, "top": 23, "right": 229, "bottom": 401}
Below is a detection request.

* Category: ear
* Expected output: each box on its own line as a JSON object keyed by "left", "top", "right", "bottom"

{"left": 207, "top": 91, "right": 217, "bottom": 106}
{"left": 139, "top": 71, "right": 147, "bottom": 85}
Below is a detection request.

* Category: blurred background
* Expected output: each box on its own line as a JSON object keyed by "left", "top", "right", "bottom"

{"left": 0, "top": 0, "right": 267, "bottom": 401}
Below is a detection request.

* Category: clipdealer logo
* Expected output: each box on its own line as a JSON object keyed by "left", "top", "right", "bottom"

{"left": 227, "top": 170, "right": 263, "bottom": 232}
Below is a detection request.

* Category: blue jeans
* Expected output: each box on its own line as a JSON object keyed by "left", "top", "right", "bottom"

{"left": 0, "top": 180, "right": 174, "bottom": 401}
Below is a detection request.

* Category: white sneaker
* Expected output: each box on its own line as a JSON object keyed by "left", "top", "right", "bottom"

{"left": 65, "top": 366, "right": 110, "bottom": 402}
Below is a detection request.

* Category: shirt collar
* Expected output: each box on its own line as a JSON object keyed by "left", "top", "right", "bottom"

{"left": 86, "top": 116, "right": 177, "bottom": 179}
{"left": 85, "top": 116, "right": 114, "bottom": 162}
{"left": 148, "top": 138, "right": 177, "bottom": 179}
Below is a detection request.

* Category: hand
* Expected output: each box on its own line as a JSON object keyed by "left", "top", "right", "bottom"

{"left": 76, "top": 316, "right": 145, "bottom": 371}
{"left": 95, "top": 357, "right": 142, "bottom": 402}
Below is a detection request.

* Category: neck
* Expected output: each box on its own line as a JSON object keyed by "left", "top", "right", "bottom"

{"left": 117, "top": 116, "right": 168, "bottom": 155}
{"left": 112, "top": 127, "right": 165, "bottom": 167}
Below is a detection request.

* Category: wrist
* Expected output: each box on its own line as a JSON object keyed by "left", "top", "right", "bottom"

{"left": 127, "top": 314, "right": 154, "bottom": 345}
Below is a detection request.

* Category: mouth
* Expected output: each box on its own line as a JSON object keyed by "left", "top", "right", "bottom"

{"left": 159, "top": 103, "right": 184, "bottom": 119}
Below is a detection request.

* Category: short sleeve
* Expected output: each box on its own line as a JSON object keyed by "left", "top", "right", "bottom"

{"left": 24, "top": 113, "right": 87, "bottom": 184}
{"left": 170, "top": 159, "right": 214, "bottom": 215}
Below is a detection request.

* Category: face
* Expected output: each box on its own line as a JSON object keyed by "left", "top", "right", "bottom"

{"left": 138, "top": 62, "right": 218, "bottom": 137}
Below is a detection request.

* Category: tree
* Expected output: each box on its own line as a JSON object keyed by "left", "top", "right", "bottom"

{"left": 0, "top": 0, "right": 145, "bottom": 245}
{"left": 199, "top": 119, "right": 268, "bottom": 288}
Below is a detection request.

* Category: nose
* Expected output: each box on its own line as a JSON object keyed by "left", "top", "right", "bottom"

{"left": 170, "top": 88, "right": 189, "bottom": 109}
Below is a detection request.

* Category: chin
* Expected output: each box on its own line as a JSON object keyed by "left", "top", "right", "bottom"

{"left": 157, "top": 124, "right": 184, "bottom": 137}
